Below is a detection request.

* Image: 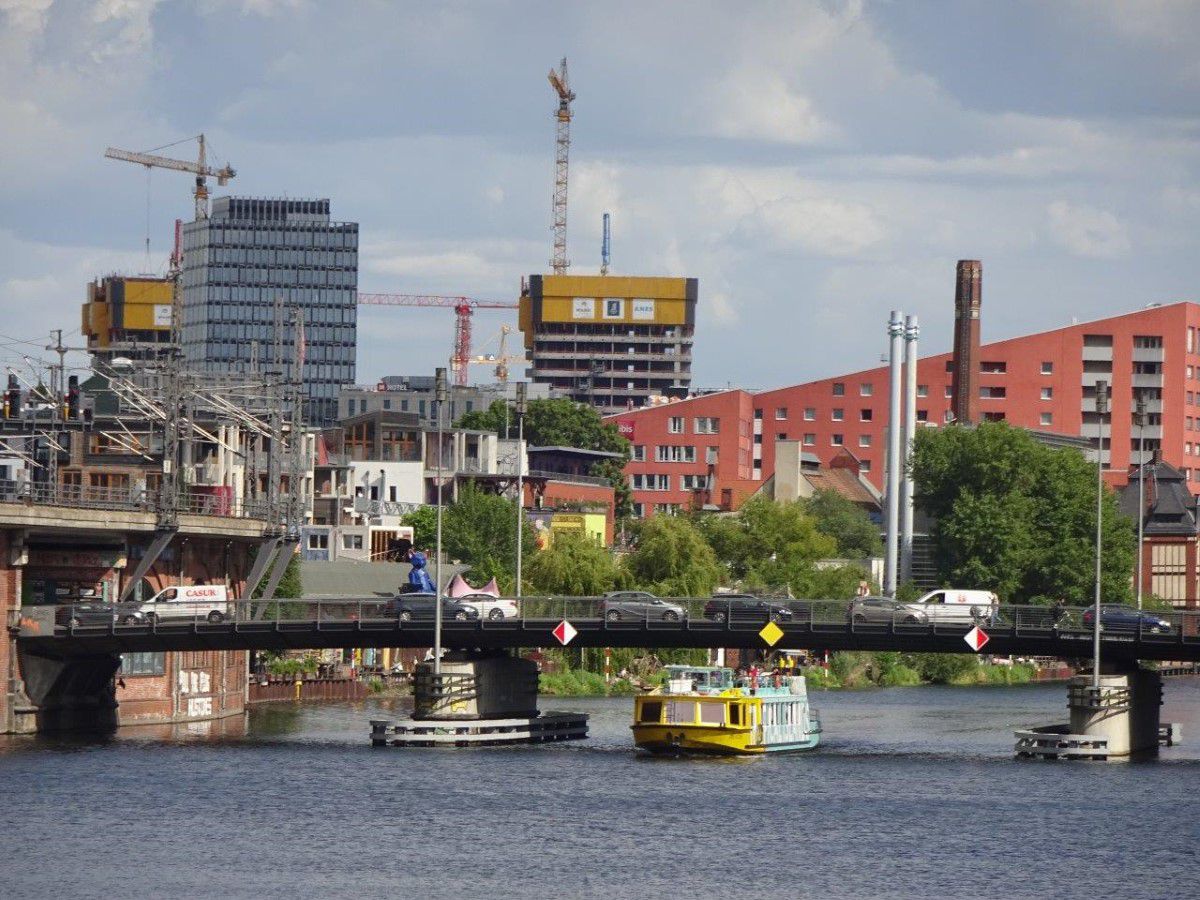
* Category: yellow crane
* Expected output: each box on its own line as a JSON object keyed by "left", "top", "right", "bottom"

{"left": 470, "top": 324, "right": 527, "bottom": 383}
{"left": 547, "top": 57, "right": 575, "bottom": 274}
{"left": 105, "top": 134, "right": 236, "bottom": 221}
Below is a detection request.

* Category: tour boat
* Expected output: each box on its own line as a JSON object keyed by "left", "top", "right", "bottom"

{"left": 632, "top": 665, "right": 821, "bottom": 755}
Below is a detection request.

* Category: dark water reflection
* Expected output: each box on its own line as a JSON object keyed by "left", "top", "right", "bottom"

{"left": 2, "top": 679, "right": 1198, "bottom": 899}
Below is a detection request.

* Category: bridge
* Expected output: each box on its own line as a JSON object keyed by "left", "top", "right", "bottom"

{"left": 19, "top": 598, "right": 1200, "bottom": 663}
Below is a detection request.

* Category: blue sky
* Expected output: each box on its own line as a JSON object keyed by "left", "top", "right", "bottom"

{"left": 1, "top": 0, "right": 1198, "bottom": 390}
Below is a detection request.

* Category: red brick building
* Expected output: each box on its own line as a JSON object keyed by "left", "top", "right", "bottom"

{"left": 608, "top": 301, "right": 1200, "bottom": 517}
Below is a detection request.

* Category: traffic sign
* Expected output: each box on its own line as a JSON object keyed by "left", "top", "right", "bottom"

{"left": 964, "top": 626, "right": 990, "bottom": 652}
{"left": 553, "top": 620, "right": 577, "bottom": 646}
{"left": 759, "top": 620, "right": 784, "bottom": 647}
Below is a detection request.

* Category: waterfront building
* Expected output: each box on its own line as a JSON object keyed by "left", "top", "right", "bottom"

{"left": 519, "top": 274, "right": 698, "bottom": 414}
{"left": 179, "top": 197, "right": 358, "bottom": 428}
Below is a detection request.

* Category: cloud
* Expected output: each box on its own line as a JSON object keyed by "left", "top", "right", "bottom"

{"left": 706, "top": 68, "right": 837, "bottom": 145}
{"left": 1046, "top": 201, "right": 1131, "bottom": 259}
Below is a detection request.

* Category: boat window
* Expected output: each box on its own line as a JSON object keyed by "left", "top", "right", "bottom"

{"left": 665, "top": 700, "right": 696, "bottom": 724}
{"left": 699, "top": 702, "right": 724, "bottom": 725}
{"left": 728, "top": 703, "right": 741, "bottom": 726}
{"left": 639, "top": 701, "right": 662, "bottom": 723}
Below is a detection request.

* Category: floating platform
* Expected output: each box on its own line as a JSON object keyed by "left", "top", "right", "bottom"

{"left": 370, "top": 712, "right": 588, "bottom": 748}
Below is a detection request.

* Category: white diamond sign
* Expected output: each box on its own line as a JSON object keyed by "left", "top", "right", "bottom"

{"left": 552, "top": 619, "right": 577, "bottom": 646}
{"left": 964, "top": 626, "right": 990, "bottom": 653}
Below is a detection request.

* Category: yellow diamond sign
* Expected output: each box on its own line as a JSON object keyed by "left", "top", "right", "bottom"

{"left": 759, "top": 620, "right": 784, "bottom": 647}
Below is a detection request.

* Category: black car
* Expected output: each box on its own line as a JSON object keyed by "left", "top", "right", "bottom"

{"left": 703, "top": 594, "right": 793, "bottom": 624}
{"left": 1081, "top": 604, "right": 1173, "bottom": 634}
{"left": 381, "top": 593, "right": 481, "bottom": 623}
{"left": 56, "top": 600, "right": 145, "bottom": 627}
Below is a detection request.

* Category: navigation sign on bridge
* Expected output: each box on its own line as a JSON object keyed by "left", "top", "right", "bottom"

{"left": 964, "top": 626, "right": 990, "bottom": 652}
{"left": 553, "top": 620, "right": 577, "bottom": 646}
{"left": 759, "top": 621, "right": 784, "bottom": 647}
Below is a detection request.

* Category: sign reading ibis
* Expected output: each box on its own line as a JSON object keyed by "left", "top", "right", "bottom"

{"left": 553, "top": 620, "right": 578, "bottom": 646}
{"left": 964, "top": 626, "right": 990, "bottom": 652}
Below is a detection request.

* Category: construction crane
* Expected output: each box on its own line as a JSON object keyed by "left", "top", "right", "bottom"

{"left": 357, "top": 293, "right": 519, "bottom": 386}
{"left": 547, "top": 57, "right": 575, "bottom": 274}
{"left": 105, "top": 134, "right": 236, "bottom": 221}
{"left": 470, "top": 325, "right": 527, "bottom": 384}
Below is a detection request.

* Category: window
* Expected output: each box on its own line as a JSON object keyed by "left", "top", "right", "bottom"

{"left": 1083, "top": 334, "right": 1114, "bottom": 348}
{"left": 803, "top": 407, "right": 815, "bottom": 421}
{"left": 803, "top": 433, "right": 815, "bottom": 446}
{"left": 121, "top": 652, "right": 165, "bottom": 676}
{"left": 1040, "top": 412, "right": 1053, "bottom": 426}
{"left": 668, "top": 417, "right": 683, "bottom": 434}
{"left": 1041, "top": 387, "right": 1053, "bottom": 400}
{"left": 980, "top": 386, "right": 1007, "bottom": 399}
{"left": 775, "top": 407, "right": 788, "bottom": 420}
{"left": 945, "top": 360, "right": 955, "bottom": 373}
{"left": 342, "top": 533, "right": 363, "bottom": 550}
{"left": 860, "top": 460, "right": 871, "bottom": 473}
{"left": 681, "top": 474, "right": 708, "bottom": 490}
{"left": 980, "top": 361, "right": 1006, "bottom": 374}
{"left": 917, "top": 410, "right": 928, "bottom": 422}
{"left": 1041, "top": 361, "right": 1054, "bottom": 375}
{"left": 706, "top": 447, "right": 718, "bottom": 464}
{"left": 632, "top": 445, "right": 646, "bottom": 462}
{"left": 1133, "top": 335, "right": 1163, "bottom": 349}
{"left": 832, "top": 408, "right": 844, "bottom": 421}
{"left": 832, "top": 382, "right": 845, "bottom": 396}
{"left": 307, "top": 533, "right": 328, "bottom": 550}
{"left": 831, "top": 434, "right": 844, "bottom": 446}
{"left": 859, "top": 435, "right": 872, "bottom": 448}
{"left": 860, "top": 383, "right": 873, "bottom": 397}
{"left": 655, "top": 445, "right": 696, "bottom": 463}
{"left": 945, "top": 386, "right": 953, "bottom": 398}
{"left": 632, "top": 502, "right": 644, "bottom": 518}
{"left": 694, "top": 417, "right": 720, "bottom": 434}
{"left": 860, "top": 409, "right": 873, "bottom": 422}
{"left": 753, "top": 409, "right": 763, "bottom": 420}
{"left": 917, "top": 384, "right": 928, "bottom": 398}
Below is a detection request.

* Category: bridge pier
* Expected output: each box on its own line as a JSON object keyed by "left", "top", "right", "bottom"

{"left": 1015, "top": 666, "right": 1172, "bottom": 760}
{"left": 10, "top": 649, "right": 121, "bottom": 734}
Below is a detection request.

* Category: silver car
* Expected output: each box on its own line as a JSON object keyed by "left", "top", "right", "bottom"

{"left": 600, "top": 591, "right": 686, "bottom": 623}
{"left": 848, "top": 596, "right": 929, "bottom": 625}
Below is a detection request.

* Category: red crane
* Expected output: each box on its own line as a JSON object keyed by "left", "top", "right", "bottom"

{"left": 357, "top": 293, "right": 519, "bottom": 386}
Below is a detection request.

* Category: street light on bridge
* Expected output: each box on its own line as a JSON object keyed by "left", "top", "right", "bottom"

{"left": 434, "top": 367, "right": 447, "bottom": 678}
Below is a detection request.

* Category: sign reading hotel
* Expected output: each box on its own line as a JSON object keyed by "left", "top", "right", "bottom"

{"left": 572, "top": 298, "right": 595, "bottom": 319}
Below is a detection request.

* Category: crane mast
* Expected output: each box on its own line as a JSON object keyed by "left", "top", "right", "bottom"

{"left": 547, "top": 57, "right": 575, "bottom": 274}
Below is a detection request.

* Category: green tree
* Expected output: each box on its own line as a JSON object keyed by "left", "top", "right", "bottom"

{"left": 911, "top": 422, "right": 1135, "bottom": 604}
{"left": 625, "top": 515, "right": 722, "bottom": 596}
{"left": 802, "top": 489, "right": 882, "bottom": 558}
{"left": 441, "top": 482, "right": 538, "bottom": 589}
{"left": 456, "top": 397, "right": 633, "bottom": 519}
{"left": 401, "top": 505, "right": 438, "bottom": 550}
{"left": 525, "top": 532, "right": 621, "bottom": 596}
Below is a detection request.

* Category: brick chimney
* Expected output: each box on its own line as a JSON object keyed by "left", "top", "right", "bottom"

{"left": 950, "top": 259, "right": 982, "bottom": 425}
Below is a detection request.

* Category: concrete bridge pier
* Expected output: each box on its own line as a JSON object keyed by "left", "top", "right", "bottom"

{"left": 9, "top": 649, "right": 121, "bottom": 734}
{"left": 1015, "top": 665, "right": 1167, "bottom": 760}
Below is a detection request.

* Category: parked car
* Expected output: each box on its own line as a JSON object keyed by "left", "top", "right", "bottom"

{"left": 847, "top": 596, "right": 929, "bottom": 625}
{"left": 901, "top": 589, "right": 999, "bottom": 626}
{"left": 703, "top": 594, "right": 793, "bottom": 624}
{"left": 382, "top": 593, "right": 481, "bottom": 622}
{"left": 136, "top": 584, "right": 231, "bottom": 624}
{"left": 56, "top": 600, "right": 145, "bottom": 627}
{"left": 600, "top": 591, "right": 686, "bottom": 622}
{"left": 1081, "top": 604, "right": 1173, "bottom": 634}
{"left": 459, "top": 593, "right": 520, "bottom": 621}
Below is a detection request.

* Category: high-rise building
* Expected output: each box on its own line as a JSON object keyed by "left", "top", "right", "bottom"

{"left": 179, "top": 197, "right": 358, "bottom": 427}
{"left": 519, "top": 274, "right": 697, "bottom": 414}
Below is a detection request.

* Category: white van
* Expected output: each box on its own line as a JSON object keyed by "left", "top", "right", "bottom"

{"left": 903, "top": 589, "right": 998, "bottom": 626}
{"left": 138, "top": 585, "right": 231, "bottom": 623}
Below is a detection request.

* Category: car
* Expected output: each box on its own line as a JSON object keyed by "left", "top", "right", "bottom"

{"left": 902, "top": 589, "right": 999, "bottom": 626}
{"left": 458, "top": 592, "right": 520, "bottom": 621}
{"left": 703, "top": 594, "right": 793, "bottom": 624}
{"left": 600, "top": 591, "right": 686, "bottom": 623}
{"left": 56, "top": 600, "right": 146, "bottom": 627}
{"left": 847, "top": 596, "right": 929, "bottom": 626}
{"left": 136, "top": 584, "right": 231, "bottom": 624}
{"left": 1081, "top": 604, "right": 1173, "bottom": 634}
{"left": 381, "top": 593, "right": 481, "bottom": 623}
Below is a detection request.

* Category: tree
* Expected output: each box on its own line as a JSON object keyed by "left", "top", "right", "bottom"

{"left": 456, "top": 397, "right": 633, "bottom": 518}
{"left": 624, "top": 515, "right": 722, "bottom": 596}
{"left": 441, "top": 482, "right": 538, "bottom": 590}
{"left": 911, "top": 421, "right": 1135, "bottom": 604}
{"left": 525, "top": 532, "right": 621, "bottom": 596}
{"left": 402, "top": 505, "right": 438, "bottom": 550}
{"left": 802, "top": 489, "right": 882, "bottom": 558}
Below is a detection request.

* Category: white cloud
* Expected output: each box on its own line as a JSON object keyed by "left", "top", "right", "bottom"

{"left": 1046, "top": 201, "right": 1131, "bottom": 259}
{"left": 0, "top": 0, "right": 52, "bottom": 32}
{"left": 706, "top": 68, "right": 837, "bottom": 145}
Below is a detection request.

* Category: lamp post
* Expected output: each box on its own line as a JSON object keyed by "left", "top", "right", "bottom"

{"left": 434, "top": 367, "right": 447, "bottom": 678}
{"left": 515, "top": 381, "right": 527, "bottom": 598}
{"left": 1135, "top": 392, "right": 1147, "bottom": 611}
{"left": 1093, "top": 379, "right": 1108, "bottom": 690}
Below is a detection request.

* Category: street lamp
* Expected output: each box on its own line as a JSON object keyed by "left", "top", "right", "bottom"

{"left": 515, "top": 381, "right": 528, "bottom": 598}
{"left": 1093, "top": 379, "right": 1108, "bottom": 690}
{"left": 1135, "top": 392, "right": 1147, "bottom": 611}
{"left": 434, "top": 366, "right": 447, "bottom": 678}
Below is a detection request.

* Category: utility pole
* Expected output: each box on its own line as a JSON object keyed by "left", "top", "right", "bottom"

{"left": 434, "top": 367, "right": 447, "bottom": 677}
{"left": 1093, "top": 379, "right": 1109, "bottom": 690}
{"left": 1135, "top": 392, "right": 1147, "bottom": 610}
{"left": 515, "top": 381, "right": 527, "bottom": 598}
{"left": 45, "top": 329, "right": 68, "bottom": 496}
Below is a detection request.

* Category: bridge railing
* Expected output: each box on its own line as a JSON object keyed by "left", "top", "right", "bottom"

{"left": 36, "top": 597, "right": 1200, "bottom": 648}
{"left": 0, "top": 478, "right": 273, "bottom": 521}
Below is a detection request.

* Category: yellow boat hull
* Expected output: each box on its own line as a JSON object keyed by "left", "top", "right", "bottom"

{"left": 632, "top": 723, "right": 764, "bottom": 756}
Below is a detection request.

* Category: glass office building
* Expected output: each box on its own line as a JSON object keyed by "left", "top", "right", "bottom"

{"left": 180, "top": 197, "right": 358, "bottom": 427}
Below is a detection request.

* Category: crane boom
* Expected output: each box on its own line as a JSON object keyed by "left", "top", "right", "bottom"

{"left": 104, "top": 134, "right": 235, "bottom": 220}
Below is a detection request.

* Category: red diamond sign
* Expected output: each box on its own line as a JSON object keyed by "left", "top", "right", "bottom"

{"left": 964, "top": 626, "right": 990, "bottom": 652}
{"left": 552, "top": 620, "right": 577, "bottom": 646}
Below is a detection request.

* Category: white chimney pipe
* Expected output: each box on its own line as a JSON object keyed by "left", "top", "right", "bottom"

{"left": 900, "top": 314, "right": 919, "bottom": 585}
{"left": 885, "top": 310, "right": 904, "bottom": 596}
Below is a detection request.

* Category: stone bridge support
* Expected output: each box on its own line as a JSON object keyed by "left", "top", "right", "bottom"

{"left": 9, "top": 649, "right": 121, "bottom": 734}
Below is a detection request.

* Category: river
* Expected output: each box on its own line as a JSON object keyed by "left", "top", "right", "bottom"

{"left": 2, "top": 678, "right": 1198, "bottom": 900}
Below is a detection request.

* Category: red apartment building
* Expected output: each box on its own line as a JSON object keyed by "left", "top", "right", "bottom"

{"left": 608, "top": 300, "right": 1200, "bottom": 518}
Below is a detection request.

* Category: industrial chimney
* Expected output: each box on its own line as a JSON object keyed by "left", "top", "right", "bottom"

{"left": 950, "top": 260, "right": 982, "bottom": 425}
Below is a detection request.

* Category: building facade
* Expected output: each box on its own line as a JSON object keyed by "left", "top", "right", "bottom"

{"left": 519, "top": 274, "right": 697, "bottom": 413}
{"left": 338, "top": 375, "right": 557, "bottom": 428}
{"left": 179, "top": 197, "right": 358, "bottom": 427}
{"left": 81, "top": 275, "right": 176, "bottom": 371}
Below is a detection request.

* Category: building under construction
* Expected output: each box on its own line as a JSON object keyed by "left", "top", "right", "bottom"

{"left": 518, "top": 274, "right": 697, "bottom": 414}
{"left": 81, "top": 275, "right": 176, "bottom": 370}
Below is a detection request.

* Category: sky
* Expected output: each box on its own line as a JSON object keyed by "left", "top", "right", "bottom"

{"left": 1, "top": 0, "right": 1198, "bottom": 391}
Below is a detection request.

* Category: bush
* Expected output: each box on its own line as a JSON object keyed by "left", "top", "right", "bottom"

{"left": 266, "top": 654, "right": 319, "bottom": 677}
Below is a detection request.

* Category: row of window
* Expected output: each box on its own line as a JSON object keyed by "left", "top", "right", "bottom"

{"left": 630, "top": 474, "right": 711, "bottom": 491}
{"left": 206, "top": 248, "right": 357, "bottom": 267}
{"left": 184, "top": 224, "right": 358, "bottom": 250}
{"left": 191, "top": 286, "right": 356, "bottom": 305}
{"left": 630, "top": 445, "right": 720, "bottom": 464}
{"left": 185, "top": 266, "right": 357, "bottom": 288}
{"left": 630, "top": 502, "right": 682, "bottom": 517}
